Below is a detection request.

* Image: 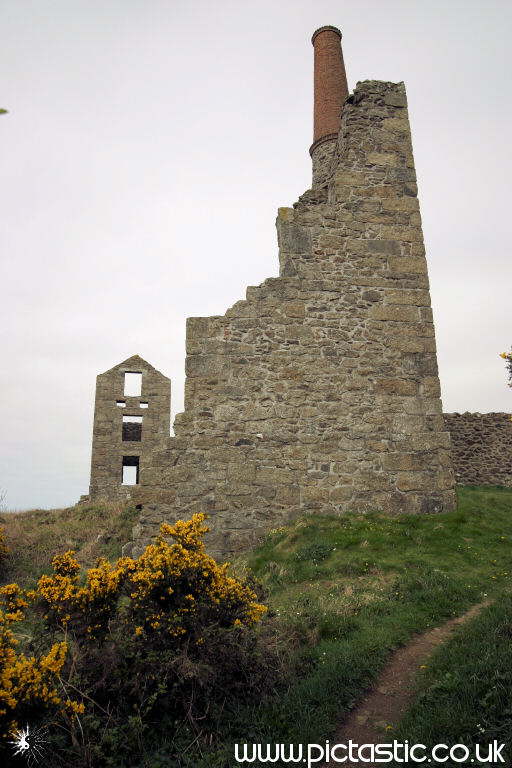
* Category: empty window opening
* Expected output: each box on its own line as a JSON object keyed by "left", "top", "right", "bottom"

{"left": 140, "top": 402, "right": 149, "bottom": 409}
{"left": 124, "top": 372, "right": 142, "bottom": 397}
{"left": 122, "top": 415, "right": 142, "bottom": 442}
{"left": 116, "top": 400, "right": 126, "bottom": 407}
{"left": 122, "top": 456, "right": 139, "bottom": 485}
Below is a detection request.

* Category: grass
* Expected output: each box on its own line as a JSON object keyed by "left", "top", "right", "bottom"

{"left": 0, "top": 501, "right": 139, "bottom": 587}
{"left": 181, "top": 486, "right": 512, "bottom": 767}
{"left": 1, "top": 487, "right": 512, "bottom": 766}
{"left": 394, "top": 595, "right": 512, "bottom": 761}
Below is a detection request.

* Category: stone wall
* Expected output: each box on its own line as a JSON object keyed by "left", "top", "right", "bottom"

{"left": 311, "top": 136, "right": 337, "bottom": 188}
{"left": 116, "top": 79, "right": 456, "bottom": 559}
{"left": 444, "top": 413, "right": 512, "bottom": 486}
{"left": 89, "top": 355, "right": 170, "bottom": 500}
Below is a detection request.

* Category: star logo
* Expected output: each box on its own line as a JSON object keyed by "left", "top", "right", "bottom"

{"left": 9, "top": 724, "right": 49, "bottom": 766}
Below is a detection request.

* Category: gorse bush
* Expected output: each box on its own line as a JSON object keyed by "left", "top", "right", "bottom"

{"left": 0, "top": 583, "right": 83, "bottom": 739}
{"left": 38, "top": 514, "right": 266, "bottom": 643}
{"left": 0, "top": 514, "right": 271, "bottom": 766}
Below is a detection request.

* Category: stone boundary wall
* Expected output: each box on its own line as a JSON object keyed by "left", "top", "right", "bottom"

{"left": 444, "top": 413, "right": 512, "bottom": 486}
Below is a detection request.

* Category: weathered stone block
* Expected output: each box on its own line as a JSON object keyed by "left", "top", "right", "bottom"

{"left": 382, "top": 453, "right": 426, "bottom": 471}
{"left": 388, "top": 257, "right": 428, "bottom": 275}
{"left": 370, "top": 305, "right": 419, "bottom": 322}
{"left": 396, "top": 471, "right": 429, "bottom": 491}
{"left": 367, "top": 151, "right": 399, "bottom": 167}
{"left": 375, "top": 378, "right": 419, "bottom": 396}
{"left": 382, "top": 117, "right": 409, "bottom": 133}
{"left": 366, "top": 239, "right": 401, "bottom": 255}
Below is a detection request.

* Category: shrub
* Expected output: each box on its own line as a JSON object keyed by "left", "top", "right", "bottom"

{"left": 0, "top": 583, "right": 82, "bottom": 740}
{"left": 1, "top": 514, "right": 272, "bottom": 766}
{"left": 500, "top": 349, "right": 512, "bottom": 387}
{"left": 37, "top": 513, "right": 266, "bottom": 643}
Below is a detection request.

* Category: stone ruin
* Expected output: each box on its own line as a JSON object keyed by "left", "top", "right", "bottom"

{"left": 86, "top": 26, "right": 510, "bottom": 557}
{"left": 443, "top": 413, "right": 512, "bottom": 487}
{"left": 89, "top": 356, "right": 170, "bottom": 500}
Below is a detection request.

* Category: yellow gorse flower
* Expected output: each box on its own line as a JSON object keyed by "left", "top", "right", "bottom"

{"left": 1, "top": 513, "right": 266, "bottom": 742}
{"left": 35, "top": 514, "right": 266, "bottom": 643}
{"left": 123, "top": 514, "right": 267, "bottom": 637}
{"left": 0, "top": 585, "right": 81, "bottom": 738}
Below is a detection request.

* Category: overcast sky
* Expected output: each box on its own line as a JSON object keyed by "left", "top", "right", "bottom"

{"left": 1, "top": 0, "right": 511, "bottom": 511}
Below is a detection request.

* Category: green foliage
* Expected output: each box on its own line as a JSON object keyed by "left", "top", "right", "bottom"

{"left": 294, "top": 542, "right": 333, "bottom": 563}
{"left": 0, "top": 516, "right": 277, "bottom": 768}
{"left": 204, "top": 486, "right": 512, "bottom": 764}
{"left": 395, "top": 596, "right": 512, "bottom": 753}
{"left": 2, "top": 488, "right": 512, "bottom": 766}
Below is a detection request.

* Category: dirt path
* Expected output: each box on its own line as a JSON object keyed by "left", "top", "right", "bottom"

{"left": 322, "top": 602, "right": 488, "bottom": 766}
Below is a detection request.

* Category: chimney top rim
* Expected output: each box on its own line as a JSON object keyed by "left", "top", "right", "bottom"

{"left": 311, "top": 26, "right": 342, "bottom": 44}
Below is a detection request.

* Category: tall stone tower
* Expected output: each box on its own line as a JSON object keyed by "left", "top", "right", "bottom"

{"left": 89, "top": 355, "right": 170, "bottom": 500}
{"left": 89, "top": 27, "right": 456, "bottom": 558}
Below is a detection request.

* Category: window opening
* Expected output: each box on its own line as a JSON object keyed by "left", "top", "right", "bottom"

{"left": 124, "top": 372, "right": 142, "bottom": 397}
{"left": 121, "top": 456, "right": 139, "bottom": 485}
{"left": 122, "top": 415, "right": 143, "bottom": 442}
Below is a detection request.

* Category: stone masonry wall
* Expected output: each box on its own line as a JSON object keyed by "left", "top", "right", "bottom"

{"left": 120, "top": 79, "right": 456, "bottom": 559}
{"left": 444, "top": 413, "right": 512, "bottom": 486}
{"left": 311, "top": 137, "right": 338, "bottom": 188}
{"left": 89, "top": 355, "right": 170, "bottom": 500}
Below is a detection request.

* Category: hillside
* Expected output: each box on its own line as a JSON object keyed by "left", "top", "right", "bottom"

{"left": 0, "top": 501, "right": 138, "bottom": 586}
{"left": 1, "top": 487, "right": 512, "bottom": 766}
{"left": 209, "top": 486, "right": 512, "bottom": 762}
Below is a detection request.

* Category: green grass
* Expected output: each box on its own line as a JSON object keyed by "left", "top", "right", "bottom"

{"left": 182, "top": 486, "right": 512, "bottom": 767}
{"left": 0, "top": 501, "right": 139, "bottom": 587}
{"left": 2, "top": 487, "right": 512, "bottom": 767}
{"left": 394, "top": 595, "right": 512, "bottom": 764}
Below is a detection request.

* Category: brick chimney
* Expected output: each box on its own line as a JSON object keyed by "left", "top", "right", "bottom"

{"left": 310, "top": 26, "right": 348, "bottom": 188}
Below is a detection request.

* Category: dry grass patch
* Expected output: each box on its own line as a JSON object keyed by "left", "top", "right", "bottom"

{"left": 0, "top": 502, "right": 138, "bottom": 586}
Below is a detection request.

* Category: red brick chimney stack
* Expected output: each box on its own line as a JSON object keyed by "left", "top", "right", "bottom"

{"left": 310, "top": 26, "right": 348, "bottom": 186}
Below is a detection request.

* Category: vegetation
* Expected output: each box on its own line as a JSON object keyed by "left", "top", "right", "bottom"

{"left": 0, "top": 502, "right": 139, "bottom": 586}
{"left": 0, "top": 583, "right": 82, "bottom": 740}
{"left": 1, "top": 487, "right": 512, "bottom": 765}
{"left": 196, "top": 486, "right": 510, "bottom": 763}
{"left": 395, "top": 595, "right": 512, "bottom": 758}
{"left": 500, "top": 349, "right": 512, "bottom": 387}
{"left": 0, "top": 514, "right": 272, "bottom": 767}
{"left": 0, "top": 528, "right": 7, "bottom": 573}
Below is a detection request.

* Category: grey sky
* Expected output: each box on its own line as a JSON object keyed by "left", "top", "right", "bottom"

{"left": 1, "top": 0, "right": 511, "bottom": 510}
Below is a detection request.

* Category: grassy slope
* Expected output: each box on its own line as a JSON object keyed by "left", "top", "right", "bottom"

{"left": 0, "top": 502, "right": 138, "bottom": 587}
{"left": 2, "top": 488, "right": 512, "bottom": 767}
{"left": 395, "top": 595, "right": 512, "bottom": 758}
{"left": 190, "top": 486, "right": 512, "bottom": 767}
